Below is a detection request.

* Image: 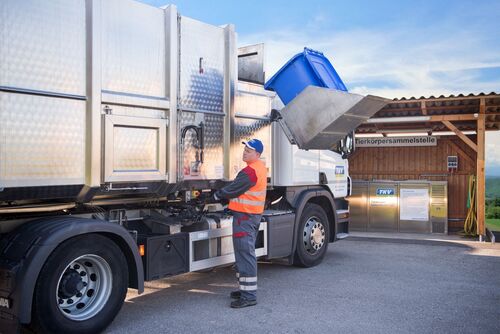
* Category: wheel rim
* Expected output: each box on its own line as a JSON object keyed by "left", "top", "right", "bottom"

{"left": 56, "top": 254, "right": 112, "bottom": 321}
{"left": 302, "top": 216, "right": 326, "bottom": 255}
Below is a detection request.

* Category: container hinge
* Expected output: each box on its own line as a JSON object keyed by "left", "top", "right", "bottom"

{"left": 270, "top": 109, "right": 281, "bottom": 122}
{"left": 270, "top": 109, "right": 297, "bottom": 145}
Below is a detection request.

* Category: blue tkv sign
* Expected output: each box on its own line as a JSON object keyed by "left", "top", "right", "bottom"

{"left": 335, "top": 166, "right": 345, "bottom": 175}
{"left": 376, "top": 188, "right": 395, "bottom": 196}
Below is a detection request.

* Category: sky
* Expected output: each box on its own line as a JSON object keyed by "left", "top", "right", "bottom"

{"left": 140, "top": 0, "right": 500, "bottom": 175}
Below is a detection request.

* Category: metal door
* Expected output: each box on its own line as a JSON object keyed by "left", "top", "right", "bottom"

{"left": 349, "top": 181, "right": 369, "bottom": 231}
{"left": 430, "top": 182, "right": 448, "bottom": 233}
{"left": 103, "top": 111, "right": 167, "bottom": 183}
{"left": 179, "top": 16, "right": 225, "bottom": 113}
{"left": 368, "top": 182, "right": 399, "bottom": 231}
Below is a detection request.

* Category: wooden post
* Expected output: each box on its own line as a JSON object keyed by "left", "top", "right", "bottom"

{"left": 477, "top": 99, "right": 486, "bottom": 239}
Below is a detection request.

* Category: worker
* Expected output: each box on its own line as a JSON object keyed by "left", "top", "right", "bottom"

{"left": 213, "top": 139, "right": 267, "bottom": 308}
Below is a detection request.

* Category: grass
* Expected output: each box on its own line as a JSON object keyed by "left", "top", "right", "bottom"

{"left": 486, "top": 176, "right": 500, "bottom": 199}
{"left": 486, "top": 218, "right": 500, "bottom": 232}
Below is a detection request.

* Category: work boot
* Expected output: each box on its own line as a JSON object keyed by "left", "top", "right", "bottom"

{"left": 230, "top": 290, "right": 241, "bottom": 299}
{"left": 230, "top": 298, "right": 257, "bottom": 308}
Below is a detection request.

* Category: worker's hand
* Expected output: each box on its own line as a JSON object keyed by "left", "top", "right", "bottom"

{"left": 203, "top": 191, "right": 221, "bottom": 204}
{"left": 212, "top": 191, "right": 229, "bottom": 205}
{"left": 213, "top": 191, "right": 221, "bottom": 201}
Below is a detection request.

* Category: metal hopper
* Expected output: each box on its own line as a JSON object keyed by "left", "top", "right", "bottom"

{"left": 276, "top": 86, "right": 390, "bottom": 150}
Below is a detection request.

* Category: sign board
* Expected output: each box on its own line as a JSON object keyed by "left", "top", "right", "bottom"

{"left": 356, "top": 136, "right": 437, "bottom": 147}
{"left": 335, "top": 165, "right": 345, "bottom": 178}
{"left": 376, "top": 188, "right": 395, "bottom": 196}
{"left": 370, "top": 188, "right": 396, "bottom": 206}
{"left": 400, "top": 188, "right": 429, "bottom": 221}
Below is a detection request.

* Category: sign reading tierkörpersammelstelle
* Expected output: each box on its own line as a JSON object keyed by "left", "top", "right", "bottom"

{"left": 355, "top": 136, "right": 437, "bottom": 147}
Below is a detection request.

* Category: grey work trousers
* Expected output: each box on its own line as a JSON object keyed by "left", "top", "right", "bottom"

{"left": 232, "top": 211, "right": 262, "bottom": 301}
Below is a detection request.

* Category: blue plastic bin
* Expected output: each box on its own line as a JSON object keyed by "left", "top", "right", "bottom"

{"left": 264, "top": 48, "right": 347, "bottom": 105}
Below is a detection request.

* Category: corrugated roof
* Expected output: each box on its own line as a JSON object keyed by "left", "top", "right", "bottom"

{"left": 356, "top": 92, "right": 500, "bottom": 134}
{"left": 390, "top": 92, "right": 499, "bottom": 101}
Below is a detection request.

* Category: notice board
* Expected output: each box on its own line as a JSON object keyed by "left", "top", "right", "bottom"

{"left": 400, "top": 188, "right": 429, "bottom": 221}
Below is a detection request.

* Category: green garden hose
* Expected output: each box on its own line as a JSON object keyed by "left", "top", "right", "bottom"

{"left": 464, "top": 175, "right": 477, "bottom": 236}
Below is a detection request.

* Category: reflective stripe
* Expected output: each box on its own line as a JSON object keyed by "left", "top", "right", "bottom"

{"left": 239, "top": 276, "right": 257, "bottom": 283}
{"left": 228, "top": 160, "right": 267, "bottom": 214}
{"left": 240, "top": 285, "right": 257, "bottom": 291}
{"left": 230, "top": 198, "right": 265, "bottom": 206}
{"left": 245, "top": 190, "right": 266, "bottom": 197}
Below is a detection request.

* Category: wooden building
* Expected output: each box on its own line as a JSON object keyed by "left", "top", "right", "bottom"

{"left": 349, "top": 92, "right": 500, "bottom": 235}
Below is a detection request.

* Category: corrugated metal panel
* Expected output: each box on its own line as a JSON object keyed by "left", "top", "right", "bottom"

{"left": 390, "top": 92, "right": 499, "bottom": 102}
{"left": 357, "top": 92, "right": 500, "bottom": 134}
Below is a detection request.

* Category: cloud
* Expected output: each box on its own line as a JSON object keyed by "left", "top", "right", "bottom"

{"left": 238, "top": 11, "right": 500, "bottom": 175}
{"left": 486, "top": 131, "right": 500, "bottom": 176}
{"left": 238, "top": 18, "right": 500, "bottom": 99}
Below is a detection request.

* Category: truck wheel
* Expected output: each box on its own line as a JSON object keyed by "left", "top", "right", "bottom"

{"left": 31, "top": 234, "right": 128, "bottom": 334}
{"left": 293, "top": 203, "right": 330, "bottom": 267}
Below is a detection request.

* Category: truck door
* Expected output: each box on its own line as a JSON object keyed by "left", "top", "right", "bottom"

{"left": 100, "top": 1, "right": 170, "bottom": 183}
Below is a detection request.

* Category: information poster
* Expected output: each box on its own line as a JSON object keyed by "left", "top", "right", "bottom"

{"left": 400, "top": 188, "right": 429, "bottom": 221}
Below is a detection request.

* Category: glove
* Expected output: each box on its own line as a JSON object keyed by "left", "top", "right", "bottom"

{"left": 213, "top": 191, "right": 229, "bottom": 205}
{"left": 213, "top": 191, "right": 220, "bottom": 201}
{"left": 203, "top": 191, "right": 221, "bottom": 204}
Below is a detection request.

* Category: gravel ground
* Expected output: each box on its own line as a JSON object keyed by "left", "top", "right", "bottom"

{"left": 105, "top": 236, "right": 500, "bottom": 334}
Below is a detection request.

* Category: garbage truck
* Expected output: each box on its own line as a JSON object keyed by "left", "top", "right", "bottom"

{"left": 0, "top": 1, "right": 389, "bottom": 332}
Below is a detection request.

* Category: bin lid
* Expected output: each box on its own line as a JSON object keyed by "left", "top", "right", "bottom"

{"left": 277, "top": 86, "right": 390, "bottom": 150}
{"left": 302, "top": 48, "right": 347, "bottom": 91}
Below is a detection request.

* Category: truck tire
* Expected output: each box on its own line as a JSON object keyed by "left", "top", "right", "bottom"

{"left": 293, "top": 203, "right": 330, "bottom": 267}
{"left": 30, "top": 234, "right": 128, "bottom": 334}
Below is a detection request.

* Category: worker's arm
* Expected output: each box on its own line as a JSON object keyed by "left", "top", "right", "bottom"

{"left": 215, "top": 166, "right": 257, "bottom": 200}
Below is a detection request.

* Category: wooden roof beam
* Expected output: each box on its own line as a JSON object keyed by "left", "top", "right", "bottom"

{"left": 367, "top": 114, "right": 479, "bottom": 123}
{"left": 383, "top": 104, "right": 485, "bottom": 113}
{"left": 421, "top": 101, "right": 427, "bottom": 115}
{"left": 441, "top": 120, "right": 477, "bottom": 152}
{"left": 430, "top": 114, "right": 480, "bottom": 121}
{"left": 446, "top": 140, "right": 475, "bottom": 166}
{"left": 367, "top": 113, "right": 500, "bottom": 124}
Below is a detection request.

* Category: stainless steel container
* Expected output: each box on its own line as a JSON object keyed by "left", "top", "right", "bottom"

{"left": 349, "top": 180, "right": 448, "bottom": 234}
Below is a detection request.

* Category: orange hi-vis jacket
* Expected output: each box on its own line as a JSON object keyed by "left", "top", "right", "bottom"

{"left": 228, "top": 160, "right": 267, "bottom": 214}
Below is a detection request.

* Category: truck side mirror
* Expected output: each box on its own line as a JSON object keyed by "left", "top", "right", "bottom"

{"left": 340, "top": 131, "right": 355, "bottom": 159}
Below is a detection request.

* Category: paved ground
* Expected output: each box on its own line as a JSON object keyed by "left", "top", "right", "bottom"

{"left": 105, "top": 234, "right": 500, "bottom": 334}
